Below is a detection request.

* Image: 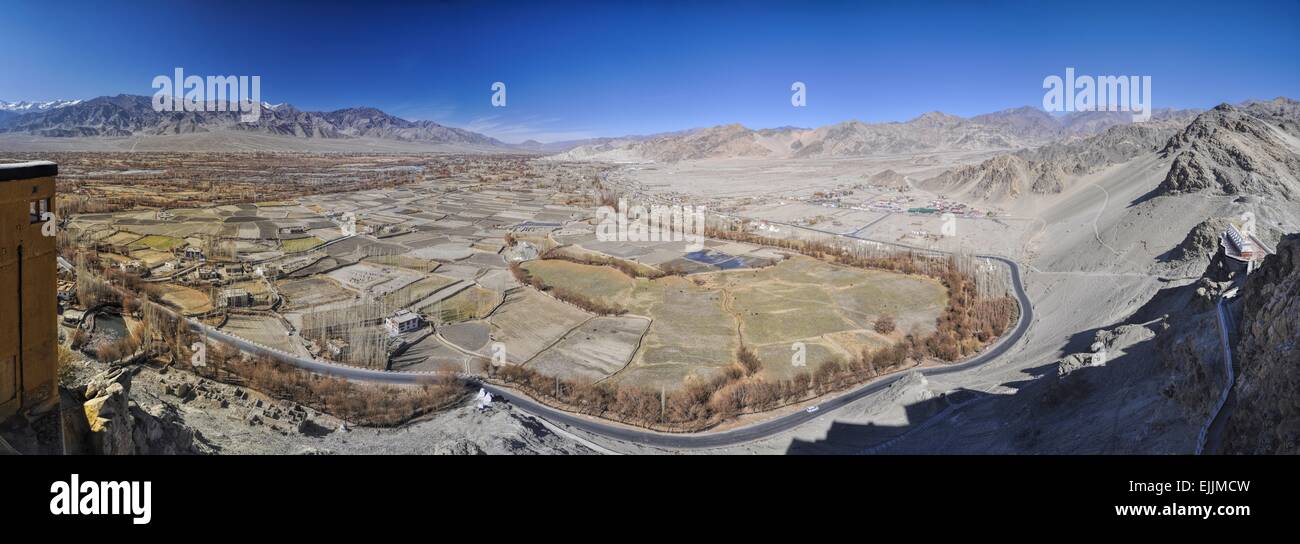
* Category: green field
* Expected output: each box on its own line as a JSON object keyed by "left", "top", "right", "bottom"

{"left": 520, "top": 259, "right": 637, "bottom": 302}
{"left": 281, "top": 236, "right": 324, "bottom": 253}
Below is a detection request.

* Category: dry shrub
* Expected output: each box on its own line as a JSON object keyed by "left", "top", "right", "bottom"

{"left": 874, "top": 314, "right": 896, "bottom": 334}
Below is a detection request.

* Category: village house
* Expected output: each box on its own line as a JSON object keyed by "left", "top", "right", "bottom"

{"left": 384, "top": 309, "right": 422, "bottom": 337}
{"left": 221, "top": 288, "right": 253, "bottom": 308}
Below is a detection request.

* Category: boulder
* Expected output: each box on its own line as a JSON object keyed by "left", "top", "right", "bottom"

{"left": 83, "top": 381, "right": 134, "bottom": 455}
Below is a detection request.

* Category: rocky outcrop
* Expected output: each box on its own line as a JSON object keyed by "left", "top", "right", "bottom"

{"left": 1156, "top": 308, "right": 1224, "bottom": 421}
{"left": 1153, "top": 249, "right": 1238, "bottom": 423}
{"left": 79, "top": 368, "right": 136, "bottom": 455}
{"left": 131, "top": 402, "right": 202, "bottom": 455}
{"left": 62, "top": 367, "right": 205, "bottom": 455}
{"left": 1221, "top": 234, "right": 1300, "bottom": 453}
{"left": 1161, "top": 218, "right": 1231, "bottom": 273}
{"left": 1157, "top": 104, "right": 1300, "bottom": 201}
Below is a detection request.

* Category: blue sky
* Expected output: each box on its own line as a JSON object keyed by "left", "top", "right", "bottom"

{"left": 1, "top": 0, "right": 1297, "bottom": 142}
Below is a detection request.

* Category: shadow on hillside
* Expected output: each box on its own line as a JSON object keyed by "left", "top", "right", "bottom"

{"left": 783, "top": 277, "right": 1201, "bottom": 454}
{"left": 785, "top": 388, "right": 990, "bottom": 455}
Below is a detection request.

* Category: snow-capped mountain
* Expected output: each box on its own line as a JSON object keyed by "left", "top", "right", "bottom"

{"left": 0, "top": 99, "right": 83, "bottom": 112}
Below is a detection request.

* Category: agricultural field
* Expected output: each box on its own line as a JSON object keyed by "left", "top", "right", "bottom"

{"left": 101, "top": 231, "right": 143, "bottom": 246}
{"left": 131, "top": 249, "right": 173, "bottom": 267}
{"left": 525, "top": 316, "right": 650, "bottom": 382}
{"left": 129, "top": 234, "right": 186, "bottom": 252}
{"left": 219, "top": 314, "right": 308, "bottom": 357}
{"left": 326, "top": 262, "right": 424, "bottom": 297}
{"left": 59, "top": 154, "right": 952, "bottom": 395}
{"left": 153, "top": 283, "right": 214, "bottom": 315}
{"left": 519, "top": 259, "right": 637, "bottom": 302}
{"left": 379, "top": 274, "right": 460, "bottom": 308}
{"left": 281, "top": 236, "right": 324, "bottom": 253}
{"left": 480, "top": 289, "right": 591, "bottom": 364}
{"left": 419, "top": 284, "right": 498, "bottom": 323}
{"left": 276, "top": 277, "right": 356, "bottom": 309}
{"left": 389, "top": 335, "right": 477, "bottom": 373}
{"left": 510, "top": 255, "right": 947, "bottom": 390}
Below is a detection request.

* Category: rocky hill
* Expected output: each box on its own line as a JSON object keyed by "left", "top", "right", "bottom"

{"left": 1157, "top": 103, "right": 1300, "bottom": 201}
{"left": 921, "top": 109, "right": 1199, "bottom": 202}
{"left": 1241, "top": 97, "right": 1300, "bottom": 138}
{"left": 1221, "top": 234, "right": 1300, "bottom": 453}
{"left": 864, "top": 168, "right": 909, "bottom": 189}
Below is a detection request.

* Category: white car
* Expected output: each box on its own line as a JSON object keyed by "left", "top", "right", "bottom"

{"left": 805, "top": 405, "right": 820, "bottom": 414}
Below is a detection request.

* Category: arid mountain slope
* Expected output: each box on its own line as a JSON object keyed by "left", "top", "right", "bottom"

{"left": 1157, "top": 102, "right": 1300, "bottom": 201}
{"left": 1222, "top": 234, "right": 1300, "bottom": 454}
{"left": 550, "top": 107, "right": 1160, "bottom": 163}
{"left": 921, "top": 110, "right": 1199, "bottom": 202}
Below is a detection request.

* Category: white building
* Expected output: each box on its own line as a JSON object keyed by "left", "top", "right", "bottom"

{"left": 384, "top": 309, "right": 422, "bottom": 337}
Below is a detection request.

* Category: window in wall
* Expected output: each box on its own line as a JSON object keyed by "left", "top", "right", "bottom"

{"left": 29, "top": 198, "right": 50, "bottom": 224}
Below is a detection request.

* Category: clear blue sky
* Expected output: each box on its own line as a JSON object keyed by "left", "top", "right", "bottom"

{"left": 1, "top": 0, "right": 1297, "bottom": 142}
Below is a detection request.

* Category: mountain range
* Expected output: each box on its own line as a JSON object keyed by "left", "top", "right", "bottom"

{"left": 5, "top": 94, "right": 1292, "bottom": 169}
{"left": 0, "top": 95, "right": 505, "bottom": 148}
{"left": 547, "top": 107, "right": 1189, "bottom": 162}
{"left": 920, "top": 98, "right": 1299, "bottom": 204}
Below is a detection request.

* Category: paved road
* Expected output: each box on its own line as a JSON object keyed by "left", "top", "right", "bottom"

{"left": 180, "top": 225, "right": 1035, "bottom": 450}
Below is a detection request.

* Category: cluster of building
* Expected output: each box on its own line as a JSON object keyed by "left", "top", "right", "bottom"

{"left": 866, "top": 195, "right": 916, "bottom": 213}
